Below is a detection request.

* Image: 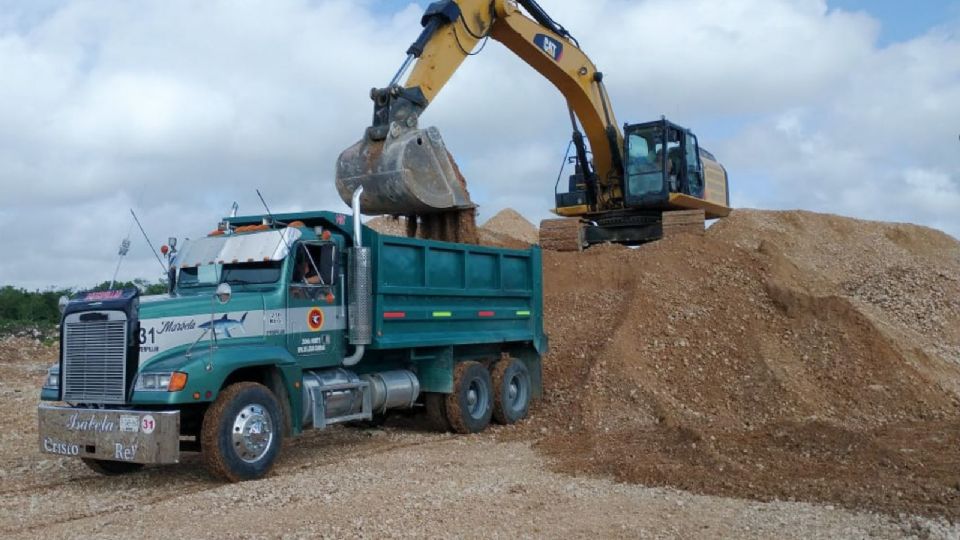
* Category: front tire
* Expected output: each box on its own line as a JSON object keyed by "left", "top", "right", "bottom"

{"left": 81, "top": 458, "right": 144, "bottom": 476}
{"left": 201, "top": 382, "right": 282, "bottom": 482}
{"left": 445, "top": 361, "right": 493, "bottom": 434}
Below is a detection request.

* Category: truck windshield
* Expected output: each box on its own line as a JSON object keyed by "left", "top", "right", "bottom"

{"left": 177, "top": 261, "right": 283, "bottom": 289}
{"left": 221, "top": 261, "right": 283, "bottom": 285}
{"left": 174, "top": 227, "right": 300, "bottom": 290}
{"left": 177, "top": 264, "right": 221, "bottom": 288}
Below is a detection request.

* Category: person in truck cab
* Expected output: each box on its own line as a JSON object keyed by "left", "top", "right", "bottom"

{"left": 296, "top": 257, "right": 320, "bottom": 285}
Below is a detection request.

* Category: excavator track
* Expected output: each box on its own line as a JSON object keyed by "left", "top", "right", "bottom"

{"left": 539, "top": 218, "right": 585, "bottom": 252}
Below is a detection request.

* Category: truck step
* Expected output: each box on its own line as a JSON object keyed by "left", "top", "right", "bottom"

{"left": 309, "top": 381, "right": 372, "bottom": 430}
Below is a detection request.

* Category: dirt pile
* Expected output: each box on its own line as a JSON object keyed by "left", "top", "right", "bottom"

{"left": 367, "top": 208, "right": 536, "bottom": 249}
{"left": 365, "top": 215, "right": 408, "bottom": 236}
{"left": 530, "top": 209, "right": 960, "bottom": 520}
{"left": 481, "top": 209, "right": 539, "bottom": 245}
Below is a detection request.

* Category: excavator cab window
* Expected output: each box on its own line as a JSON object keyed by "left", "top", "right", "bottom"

{"left": 624, "top": 125, "right": 668, "bottom": 206}
{"left": 665, "top": 130, "right": 682, "bottom": 192}
{"left": 683, "top": 132, "right": 704, "bottom": 198}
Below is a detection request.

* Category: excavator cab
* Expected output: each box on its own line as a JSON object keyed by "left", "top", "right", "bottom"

{"left": 623, "top": 118, "right": 704, "bottom": 207}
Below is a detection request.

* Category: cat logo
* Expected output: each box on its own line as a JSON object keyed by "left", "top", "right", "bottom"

{"left": 307, "top": 307, "right": 324, "bottom": 331}
{"left": 533, "top": 33, "right": 563, "bottom": 61}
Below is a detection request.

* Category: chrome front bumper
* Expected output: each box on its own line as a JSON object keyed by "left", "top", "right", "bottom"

{"left": 38, "top": 404, "right": 180, "bottom": 464}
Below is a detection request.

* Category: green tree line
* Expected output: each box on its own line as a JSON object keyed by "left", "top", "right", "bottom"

{"left": 0, "top": 280, "right": 166, "bottom": 328}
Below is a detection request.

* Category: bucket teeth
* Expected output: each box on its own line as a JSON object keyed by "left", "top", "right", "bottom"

{"left": 336, "top": 126, "right": 473, "bottom": 215}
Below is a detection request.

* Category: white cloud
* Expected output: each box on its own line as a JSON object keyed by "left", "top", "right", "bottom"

{"left": 0, "top": 0, "right": 957, "bottom": 289}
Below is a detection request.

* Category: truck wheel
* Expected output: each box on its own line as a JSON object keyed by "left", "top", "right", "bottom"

{"left": 201, "top": 382, "right": 282, "bottom": 482}
{"left": 81, "top": 458, "right": 144, "bottom": 475}
{"left": 491, "top": 358, "right": 531, "bottom": 425}
{"left": 445, "top": 361, "right": 493, "bottom": 434}
{"left": 424, "top": 392, "right": 450, "bottom": 432}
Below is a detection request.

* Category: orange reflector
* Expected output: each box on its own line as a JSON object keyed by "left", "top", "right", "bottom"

{"left": 160, "top": 245, "right": 169, "bottom": 255}
{"left": 325, "top": 292, "right": 335, "bottom": 304}
{"left": 168, "top": 372, "right": 188, "bottom": 392}
{"left": 192, "top": 392, "right": 201, "bottom": 400}
{"left": 322, "top": 230, "right": 331, "bottom": 240}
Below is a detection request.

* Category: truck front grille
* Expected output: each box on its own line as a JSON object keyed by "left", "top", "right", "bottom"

{"left": 62, "top": 311, "right": 128, "bottom": 404}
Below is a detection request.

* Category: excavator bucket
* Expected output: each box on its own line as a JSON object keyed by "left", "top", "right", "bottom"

{"left": 335, "top": 126, "right": 473, "bottom": 216}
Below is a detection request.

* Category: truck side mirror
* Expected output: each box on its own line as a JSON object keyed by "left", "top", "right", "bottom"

{"left": 216, "top": 283, "right": 232, "bottom": 304}
{"left": 167, "top": 266, "right": 177, "bottom": 294}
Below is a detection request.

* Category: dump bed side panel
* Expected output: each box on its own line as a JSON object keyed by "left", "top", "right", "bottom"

{"left": 368, "top": 233, "right": 545, "bottom": 352}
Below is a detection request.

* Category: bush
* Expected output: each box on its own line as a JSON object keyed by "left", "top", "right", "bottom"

{"left": 0, "top": 279, "right": 167, "bottom": 335}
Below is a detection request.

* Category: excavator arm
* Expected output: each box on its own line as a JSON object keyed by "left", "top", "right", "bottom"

{"left": 336, "top": 0, "right": 624, "bottom": 217}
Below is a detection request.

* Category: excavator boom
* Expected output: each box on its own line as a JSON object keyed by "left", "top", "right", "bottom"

{"left": 335, "top": 0, "right": 623, "bottom": 217}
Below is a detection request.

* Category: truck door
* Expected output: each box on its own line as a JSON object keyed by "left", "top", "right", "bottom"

{"left": 286, "top": 241, "right": 342, "bottom": 369}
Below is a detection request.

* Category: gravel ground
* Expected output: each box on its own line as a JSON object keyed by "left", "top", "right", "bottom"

{"left": 3, "top": 209, "right": 960, "bottom": 538}
{"left": 1, "top": 340, "right": 957, "bottom": 539}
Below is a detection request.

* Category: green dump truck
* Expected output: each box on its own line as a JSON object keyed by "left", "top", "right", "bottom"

{"left": 38, "top": 190, "right": 546, "bottom": 481}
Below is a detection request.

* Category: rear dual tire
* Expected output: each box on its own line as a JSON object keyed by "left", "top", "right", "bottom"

{"left": 491, "top": 358, "right": 531, "bottom": 425}
{"left": 445, "top": 361, "right": 494, "bottom": 434}
{"left": 433, "top": 358, "right": 531, "bottom": 434}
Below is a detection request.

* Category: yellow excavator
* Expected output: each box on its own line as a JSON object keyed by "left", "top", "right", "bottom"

{"left": 335, "top": 0, "right": 730, "bottom": 250}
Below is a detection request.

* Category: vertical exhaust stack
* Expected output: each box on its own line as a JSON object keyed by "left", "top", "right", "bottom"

{"left": 344, "top": 187, "right": 371, "bottom": 366}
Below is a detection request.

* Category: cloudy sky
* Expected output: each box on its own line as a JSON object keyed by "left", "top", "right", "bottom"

{"left": 1, "top": 0, "right": 958, "bottom": 289}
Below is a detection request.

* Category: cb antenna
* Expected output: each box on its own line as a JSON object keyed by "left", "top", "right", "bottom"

{"left": 130, "top": 209, "right": 167, "bottom": 274}
{"left": 256, "top": 189, "right": 314, "bottom": 275}
{"left": 256, "top": 189, "right": 293, "bottom": 252}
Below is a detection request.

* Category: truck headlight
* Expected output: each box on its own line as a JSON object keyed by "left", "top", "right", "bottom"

{"left": 42, "top": 364, "right": 59, "bottom": 390}
{"left": 135, "top": 371, "right": 188, "bottom": 392}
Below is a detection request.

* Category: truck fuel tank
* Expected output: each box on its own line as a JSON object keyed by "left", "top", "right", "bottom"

{"left": 301, "top": 368, "right": 420, "bottom": 428}
{"left": 335, "top": 126, "right": 473, "bottom": 215}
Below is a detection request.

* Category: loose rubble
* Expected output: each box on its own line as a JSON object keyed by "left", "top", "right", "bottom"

{"left": 1, "top": 208, "right": 959, "bottom": 537}
{"left": 526, "top": 209, "right": 960, "bottom": 521}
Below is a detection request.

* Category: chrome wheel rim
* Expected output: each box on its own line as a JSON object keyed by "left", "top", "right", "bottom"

{"left": 232, "top": 403, "right": 274, "bottom": 463}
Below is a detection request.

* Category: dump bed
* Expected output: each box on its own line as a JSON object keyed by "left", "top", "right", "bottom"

{"left": 365, "top": 230, "right": 546, "bottom": 353}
